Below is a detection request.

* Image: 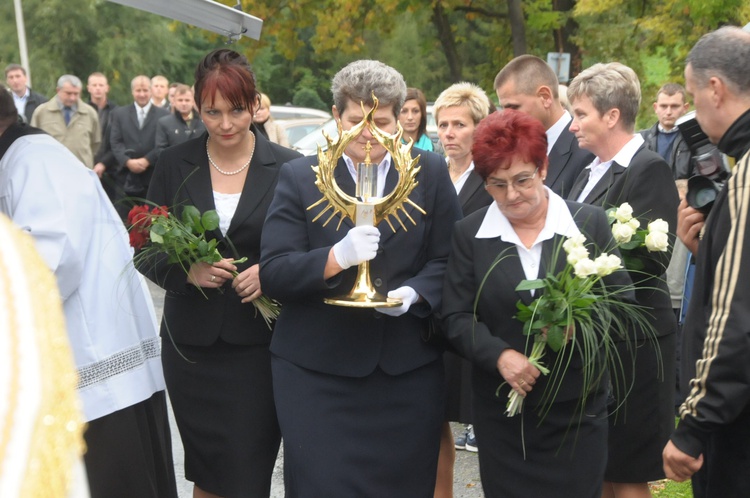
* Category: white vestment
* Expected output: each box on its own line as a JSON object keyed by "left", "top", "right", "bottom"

{"left": 0, "top": 133, "right": 165, "bottom": 422}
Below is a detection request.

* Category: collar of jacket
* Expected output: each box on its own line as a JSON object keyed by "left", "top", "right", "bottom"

{"left": 718, "top": 107, "right": 750, "bottom": 161}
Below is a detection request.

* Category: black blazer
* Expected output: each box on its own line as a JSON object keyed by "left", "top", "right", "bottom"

{"left": 259, "top": 149, "right": 463, "bottom": 377}
{"left": 442, "top": 201, "right": 632, "bottom": 405}
{"left": 458, "top": 169, "right": 492, "bottom": 216}
{"left": 568, "top": 145, "right": 680, "bottom": 338}
{"left": 109, "top": 103, "right": 170, "bottom": 194}
{"left": 547, "top": 124, "right": 594, "bottom": 198}
{"left": 139, "top": 130, "right": 302, "bottom": 346}
{"left": 89, "top": 99, "right": 118, "bottom": 168}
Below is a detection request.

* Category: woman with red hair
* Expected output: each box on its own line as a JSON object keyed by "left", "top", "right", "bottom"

{"left": 139, "top": 49, "right": 301, "bottom": 498}
{"left": 442, "top": 110, "right": 628, "bottom": 497}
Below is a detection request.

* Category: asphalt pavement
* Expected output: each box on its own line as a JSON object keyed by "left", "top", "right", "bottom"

{"left": 147, "top": 282, "right": 484, "bottom": 497}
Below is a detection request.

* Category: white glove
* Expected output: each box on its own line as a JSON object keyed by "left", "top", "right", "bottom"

{"left": 332, "top": 225, "right": 381, "bottom": 270}
{"left": 376, "top": 286, "right": 419, "bottom": 317}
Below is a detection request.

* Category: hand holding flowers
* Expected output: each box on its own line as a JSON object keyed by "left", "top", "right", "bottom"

{"left": 506, "top": 234, "right": 645, "bottom": 418}
{"left": 128, "top": 204, "right": 280, "bottom": 329}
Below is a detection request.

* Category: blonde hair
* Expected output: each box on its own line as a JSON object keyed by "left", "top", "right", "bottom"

{"left": 433, "top": 82, "right": 490, "bottom": 124}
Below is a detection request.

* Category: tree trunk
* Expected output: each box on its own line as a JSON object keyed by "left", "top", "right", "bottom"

{"left": 431, "top": 1, "right": 463, "bottom": 82}
{"left": 554, "top": 0, "right": 583, "bottom": 77}
{"left": 507, "top": 0, "right": 527, "bottom": 56}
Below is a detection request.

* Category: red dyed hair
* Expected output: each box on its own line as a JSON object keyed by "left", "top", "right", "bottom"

{"left": 471, "top": 109, "right": 548, "bottom": 180}
{"left": 193, "top": 49, "right": 257, "bottom": 112}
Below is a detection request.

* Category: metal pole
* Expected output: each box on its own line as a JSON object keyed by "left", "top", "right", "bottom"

{"left": 13, "top": 0, "right": 31, "bottom": 87}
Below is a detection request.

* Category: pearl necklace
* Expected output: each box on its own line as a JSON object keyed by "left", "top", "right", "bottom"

{"left": 206, "top": 132, "right": 255, "bottom": 175}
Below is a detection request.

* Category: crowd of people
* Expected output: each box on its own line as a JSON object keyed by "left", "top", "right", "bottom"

{"left": 2, "top": 23, "right": 750, "bottom": 498}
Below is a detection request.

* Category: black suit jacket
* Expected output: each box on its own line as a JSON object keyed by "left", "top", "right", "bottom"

{"left": 139, "top": 130, "right": 302, "bottom": 346}
{"left": 458, "top": 169, "right": 492, "bottom": 216}
{"left": 21, "top": 88, "right": 47, "bottom": 124}
{"left": 88, "top": 99, "right": 118, "bottom": 168}
{"left": 109, "top": 103, "right": 170, "bottom": 195}
{"left": 547, "top": 124, "right": 594, "bottom": 198}
{"left": 568, "top": 145, "right": 680, "bottom": 337}
{"left": 260, "top": 149, "right": 463, "bottom": 377}
{"left": 442, "top": 201, "right": 631, "bottom": 405}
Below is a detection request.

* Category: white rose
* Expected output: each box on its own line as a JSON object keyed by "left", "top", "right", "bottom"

{"left": 614, "top": 203, "right": 634, "bottom": 223}
{"left": 573, "top": 257, "right": 597, "bottom": 278}
{"left": 648, "top": 219, "right": 669, "bottom": 234}
{"left": 563, "top": 233, "right": 587, "bottom": 253}
{"left": 611, "top": 222, "right": 636, "bottom": 244}
{"left": 594, "top": 253, "right": 622, "bottom": 276}
{"left": 627, "top": 218, "right": 640, "bottom": 230}
{"left": 645, "top": 231, "right": 669, "bottom": 252}
{"left": 566, "top": 245, "right": 590, "bottom": 265}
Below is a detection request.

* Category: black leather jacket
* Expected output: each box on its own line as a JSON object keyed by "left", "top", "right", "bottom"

{"left": 640, "top": 122, "right": 693, "bottom": 179}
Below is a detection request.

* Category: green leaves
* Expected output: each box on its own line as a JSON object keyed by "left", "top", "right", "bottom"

{"left": 515, "top": 279, "right": 545, "bottom": 291}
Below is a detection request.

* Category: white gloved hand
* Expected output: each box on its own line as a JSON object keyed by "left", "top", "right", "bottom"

{"left": 376, "top": 286, "right": 419, "bottom": 317}
{"left": 332, "top": 225, "right": 381, "bottom": 270}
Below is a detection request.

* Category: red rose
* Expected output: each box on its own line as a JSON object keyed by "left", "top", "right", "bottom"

{"left": 127, "top": 205, "right": 152, "bottom": 230}
{"left": 129, "top": 228, "right": 150, "bottom": 250}
{"left": 151, "top": 205, "right": 169, "bottom": 218}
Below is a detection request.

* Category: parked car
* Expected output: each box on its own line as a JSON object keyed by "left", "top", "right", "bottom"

{"left": 270, "top": 105, "right": 331, "bottom": 121}
{"left": 278, "top": 117, "right": 330, "bottom": 145}
{"left": 291, "top": 118, "right": 339, "bottom": 156}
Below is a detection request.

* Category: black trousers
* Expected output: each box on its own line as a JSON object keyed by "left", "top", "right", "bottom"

{"left": 692, "top": 407, "right": 750, "bottom": 498}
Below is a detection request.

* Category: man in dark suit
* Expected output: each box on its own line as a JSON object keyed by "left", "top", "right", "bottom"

{"left": 4, "top": 63, "right": 47, "bottom": 124}
{"left": 566, "top": 62, "right": 679, "bottom": 498}
{"left": 109, "top": 75, "right": 169, "bottom": 218}
{"left": 494, "top": 55, "right": 594, "bottom": 198}
{"left": 260, "top": 60, "right": 463, "bottom": 497}
{"left": 87, "top": 72, "right": 118, "bottom": 199}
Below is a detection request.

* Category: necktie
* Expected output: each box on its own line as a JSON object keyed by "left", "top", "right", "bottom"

{"left": 138, "top": 108, "right": 146, "bottom": 129}
{"left": 63, "top": 107, "right": 72, "bottom": 126}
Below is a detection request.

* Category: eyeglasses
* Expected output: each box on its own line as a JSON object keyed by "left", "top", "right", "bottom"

{"left": 485, "top": 167, "right": 540, "bottom": 193}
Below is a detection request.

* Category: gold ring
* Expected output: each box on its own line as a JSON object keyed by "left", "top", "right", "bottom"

{"left": 210, "top": 275, "right": 216, "bottom": 282}
{"left": 519, "top": 379, "right": 526, "bottom": 386}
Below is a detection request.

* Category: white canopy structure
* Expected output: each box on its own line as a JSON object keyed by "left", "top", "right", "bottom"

{"left": 107, "top": 0, "right": 263, "bottom": 42}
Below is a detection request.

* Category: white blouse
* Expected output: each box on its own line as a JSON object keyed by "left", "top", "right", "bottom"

{"left": 213, "top": 191, "right": 242, "bottom": 236}
{"left": 475, "top": 187, "right": 581, "bottom": 290}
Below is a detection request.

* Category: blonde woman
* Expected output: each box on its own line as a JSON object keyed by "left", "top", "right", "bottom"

{"left": 253, "top": 93, "right": 290, "bottom": 147}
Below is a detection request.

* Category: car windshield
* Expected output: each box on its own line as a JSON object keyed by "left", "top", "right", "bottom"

{"left": 291, "top": 118, "right": 339, "bottom": 156}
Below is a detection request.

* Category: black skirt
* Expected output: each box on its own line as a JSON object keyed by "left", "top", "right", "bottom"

{"left": 162, "top": 338, "right": 280, "bottom": 497}
{"left": 472, "top": 370, "right": 608, "bottom": 498}
{"left": 606, "top": 332, "right": 677, "bottom": 482}
{"left": 272, "top": 355, "right": 444, "bottom": 498}
{"left": 444, "top": 350, "right": 473, "bottom": 423}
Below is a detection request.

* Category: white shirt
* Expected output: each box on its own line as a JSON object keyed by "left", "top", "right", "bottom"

{"left": 0, "top": 134, "right": 165, "bottom": 422}
{"left": 546, "top": 110, "right": 572, "bottom": 155}
{"left": 12, "top": 88, "right": 29, "bottom": 116}
{"left": 575, "top": 134, "right": 645, "bottom": 203}
{"left": 476, "top": 187, "right": 580, "bottom": 290}
{"left": 448, "top": 157, "right": 475, "bottom": 195}
{"left": 343, "top": 152, "right": 391, "bottom": 199}
{"left": 134, "top": 101, "right": 153, "bottom": 126}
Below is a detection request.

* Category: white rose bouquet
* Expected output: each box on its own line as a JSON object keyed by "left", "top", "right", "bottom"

{"left": 606, "top": 203, "right": 670, "bottom": 270}
{"left": 505, "top": 234, "right": 651, "bottom": 418}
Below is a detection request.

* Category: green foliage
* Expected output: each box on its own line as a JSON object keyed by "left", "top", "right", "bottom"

{"left": 292, "top": 87, "right": 327, "bottom": 110}
{"left": 4, "top": 0, "right": 747, "bottom": 135}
